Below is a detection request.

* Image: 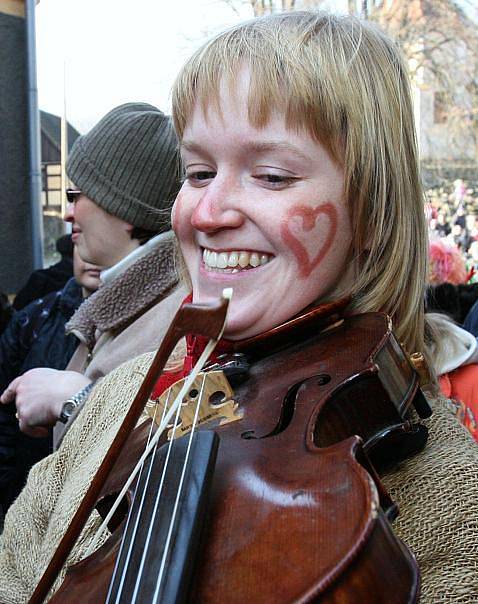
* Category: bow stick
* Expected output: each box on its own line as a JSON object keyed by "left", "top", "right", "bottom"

{"left": 29, "top": 289, "right": 232, "bottom": 604}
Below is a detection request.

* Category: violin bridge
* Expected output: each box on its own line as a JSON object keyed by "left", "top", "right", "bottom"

{"left": 146, "top": 370, "right": 243, "bottom": 440}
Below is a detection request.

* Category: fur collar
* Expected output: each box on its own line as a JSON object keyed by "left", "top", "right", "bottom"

{"left": 66, "top": 232, "right": 178, "bottom": 349}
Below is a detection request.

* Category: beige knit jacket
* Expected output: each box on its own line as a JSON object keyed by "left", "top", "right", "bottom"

{"left": 0, "top": 351, "right": 477, "bottom": 603}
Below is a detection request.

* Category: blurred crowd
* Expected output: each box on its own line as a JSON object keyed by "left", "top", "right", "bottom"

{"left": 427, "top": 178, "right": 478, "bottom": 284}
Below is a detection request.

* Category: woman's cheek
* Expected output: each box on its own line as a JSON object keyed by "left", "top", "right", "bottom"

{"left": 171, "top": 193, "right": 184, "bottom": 237}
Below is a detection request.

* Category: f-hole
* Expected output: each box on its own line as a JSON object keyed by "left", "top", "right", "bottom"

{"left": 241, "top": 381, "right": 302, "bottom": 440}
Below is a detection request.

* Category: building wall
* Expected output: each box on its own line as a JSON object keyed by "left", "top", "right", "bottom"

{"left": 0, "top": 4, "right": 35, "bottom": 294}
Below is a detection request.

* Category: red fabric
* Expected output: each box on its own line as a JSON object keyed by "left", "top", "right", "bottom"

{"left": 439, "top": 366, "right": 478, "bottom": 442}
{"left": 151, "top": 294, "right": 234, "bottom": 400}
{"left": 151, "top": 368, "right": 185, "bottom": 398}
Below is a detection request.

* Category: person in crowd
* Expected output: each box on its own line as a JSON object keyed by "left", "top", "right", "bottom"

{"left": 446, "top": 223, "right": 470, "bottom": 251}
{"left": 0, "top": 11, "right": 477, "bottom": 602}
{"left": 1, "top": 102, "right": 186, "bottom": 447}
{"left": 12, "top": 234, "right": 74, "bottom": 311}
{"left": 425, "top": 239, "right": 478, "bottom": 441}
{"left": 453, "top": 204, "right": 467, "bottom": 229}
{"left": 425, "top": 238, "right": 478, "bottom": 327}
{"left": 0, "top": 247, "right": 102, "bottom": 527}
{"left": 428, "top": 238, "right": 468, "bottom": 287}
{"left": 426, "top": 238, "right": 470, "bottom": 322}
{"left": 431, "top": 309, "right": 478, "bottom": 443}
{"left": 465, "top": 212, "right": 478, "bottom": 238}
{"left": 433, "top": 211, "right": 451, "bottom": 237}
{"left": 464, "top": 281, "right": 478, "bottom": 337}
{"left": 466, "top": 240, "right": 478, "bottom": 283}
{"left": 454, "top": 178, "right": 466, "bottom": 206}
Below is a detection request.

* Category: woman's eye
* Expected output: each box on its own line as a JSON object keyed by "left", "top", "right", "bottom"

{"left": 254, "top": 174, "right": 297, "bottom": 188}
{"left": 186, "top": 171, "right": 216, "bottom": 185}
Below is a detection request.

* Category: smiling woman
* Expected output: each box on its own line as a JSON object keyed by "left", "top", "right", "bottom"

{"left": 172, "top": 11, "right": 427, "bottom": 356}
{"left": 168, "top": 10, "right": 477, "bottom": 600}
{"left": 0, "top": 9, "right": 477, "bottom": 604}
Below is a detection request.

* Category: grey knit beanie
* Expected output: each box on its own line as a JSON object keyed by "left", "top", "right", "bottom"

{"left": 66, "top": 102, "right": 180, "bottom": 231}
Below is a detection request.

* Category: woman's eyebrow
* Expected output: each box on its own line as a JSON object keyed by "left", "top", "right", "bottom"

{"left": 244, "top": 141, "right": 312, "bottom": 162}
{"left": 180, "top": 140, "right": 202, "bottom": 153}
{"left": 181, "top": 139, "right": 312, "bottom": 162}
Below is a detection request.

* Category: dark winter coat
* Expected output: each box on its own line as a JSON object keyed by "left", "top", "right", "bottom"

{"left": 12, "top": 256, "right": 73, "bottom": 311}
{"left": 0, "top": 277, "right": 83, "bottom": 523}
{"left": 464, "top": 298, "right": 478, "bottom": 337}
{"left": 0, "top": 294, "right": 13, "bottom": 337}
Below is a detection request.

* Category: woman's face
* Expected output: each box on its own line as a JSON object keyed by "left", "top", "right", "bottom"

{"left": 174, "top": 72, "right": 353, "bottom": 340}
{"left": 72, "top": 245, "right": 103, "bottom": 297}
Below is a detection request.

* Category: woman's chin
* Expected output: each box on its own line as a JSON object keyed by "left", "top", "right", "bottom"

{"left": 221, "top": 309, "right": 259, "bottom": 341}
{"left": 192, "top": 287, "right": 293, "bottom": 340}
{"left": 223, "top": 305, "right": 282, "bottom": 341}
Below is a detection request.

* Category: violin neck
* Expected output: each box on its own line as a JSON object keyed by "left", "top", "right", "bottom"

{"left": 106, "top": 430, "right": 219, "bottom": 604}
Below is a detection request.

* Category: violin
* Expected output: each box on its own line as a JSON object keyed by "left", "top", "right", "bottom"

{"left": 30, "top": 295, "right": 431, "bottom": 603}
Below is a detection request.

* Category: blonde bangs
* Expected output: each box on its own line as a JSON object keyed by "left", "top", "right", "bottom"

{"left": 172, "top": 13, "right": 348, "bottom": 162}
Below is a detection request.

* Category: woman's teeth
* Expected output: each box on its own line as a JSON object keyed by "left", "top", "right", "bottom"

{"left": 202, "top": 248, "right": 272, "bottom": 272}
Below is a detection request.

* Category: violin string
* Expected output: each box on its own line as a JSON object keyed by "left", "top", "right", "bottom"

{"left": 104, "top": 389, "right": 173, "bottom": 604}
{"left": 111, "top": 386, "right": 185, "bottom": 604}
{"left": 86, "top": 388, "right": 170, "bottom": 559}
{"left": 85, "top": 338, "right": 219, "bottom": 574}
{"left": 84, "top": 343, "right": 213, "bottom": 557}
{"left": 152, "top": 372, "right": 208, "bottom": 603}
{"left": 131, "top": 372, "right": 208, "bottom": 604}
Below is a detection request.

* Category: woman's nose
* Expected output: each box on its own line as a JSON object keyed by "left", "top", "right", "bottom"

{"left": 190, "top": 183, "right": 244, "bottom": 234}
{"left": 63, "top": 202, "right": 75, "bottom": 223}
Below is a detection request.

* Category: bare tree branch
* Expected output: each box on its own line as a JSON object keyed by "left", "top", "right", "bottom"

{"left": 370, "top": 0, "right": 478, "bottom": 156}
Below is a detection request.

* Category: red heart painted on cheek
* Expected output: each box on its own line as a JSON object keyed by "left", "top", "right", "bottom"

{"left": 280, "top": 202, "right": 338, "bottom": 278}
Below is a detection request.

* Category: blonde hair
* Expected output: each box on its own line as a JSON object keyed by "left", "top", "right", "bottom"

{"left": 172, "top": 11, "right": 428, "bottom": 355}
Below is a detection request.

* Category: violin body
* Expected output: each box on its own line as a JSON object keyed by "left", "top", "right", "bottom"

{"left": 49, "top": 311, "right": 427, "bottom": 603}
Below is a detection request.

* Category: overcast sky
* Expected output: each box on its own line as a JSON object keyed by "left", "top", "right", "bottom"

{"left": 35, "top": 0, "right": 346, "bottom": 133}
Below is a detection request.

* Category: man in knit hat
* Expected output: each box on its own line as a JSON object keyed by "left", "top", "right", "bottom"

{"left": 65, "top": 102, "right": 179, "bottom": 267}
{"left": 1, "top": 102, "right": 186, "bottom": 457}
